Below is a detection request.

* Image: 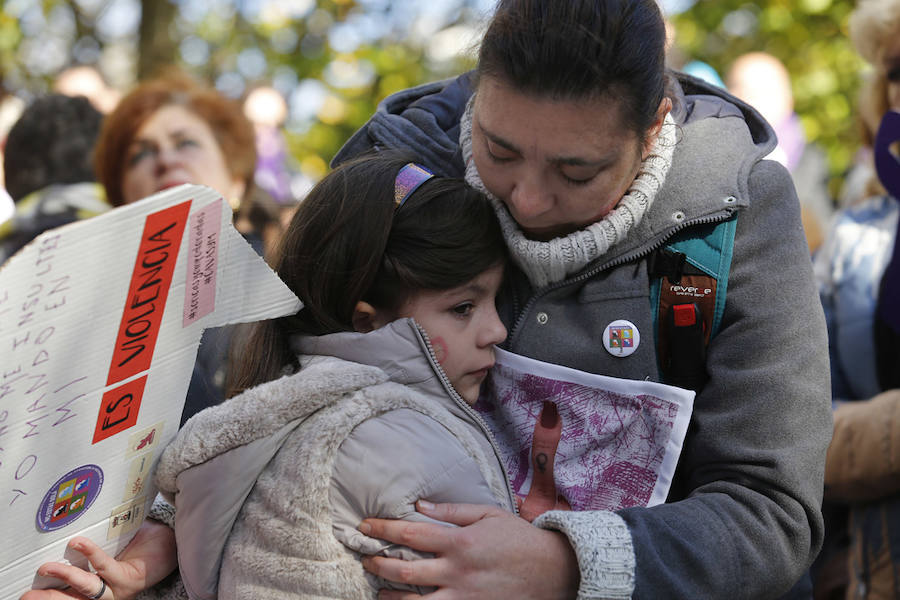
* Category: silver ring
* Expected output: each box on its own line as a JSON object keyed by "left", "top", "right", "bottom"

{"left": 87, "top": 577, "right": 106, "bottom": 600}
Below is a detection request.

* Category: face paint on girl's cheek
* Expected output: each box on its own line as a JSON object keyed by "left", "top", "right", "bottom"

{"left": 431, "top": 336, "right": 448, "bottom": 364}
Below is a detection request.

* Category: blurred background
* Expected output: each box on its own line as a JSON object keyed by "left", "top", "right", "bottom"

{"left": 666, "top": 0, "right": 862, "bottom": 201}
{"left": 0, "top": 0, "right": 867, "bottom": 215}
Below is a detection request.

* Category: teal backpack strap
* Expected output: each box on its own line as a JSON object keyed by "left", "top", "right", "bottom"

{"left": 649, "top": 215, "right": 738, "bottom": 390}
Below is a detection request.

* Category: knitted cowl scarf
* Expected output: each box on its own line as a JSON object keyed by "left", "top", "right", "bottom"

{"left": 460, "top": 95, "right": 677, "bottom": 289}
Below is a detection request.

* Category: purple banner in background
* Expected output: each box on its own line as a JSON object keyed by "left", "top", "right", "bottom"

{"left": 875, "top": 110, "right": 900, "bottom": 201}
{"left": 875, "top": 111, "right": 900, "bottom": 333}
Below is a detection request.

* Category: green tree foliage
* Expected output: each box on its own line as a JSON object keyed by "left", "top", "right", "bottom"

{"left": 2, "top": 0, "right": 867, "bottom": 198}
{"left": 669, "top": 0, "right": 865, "bottom": 198}
{"left": 0, "top": 0, "right": 485, "bottom": 188}
{"left": 221, "top": 2, "right": 483, "bottom": 180}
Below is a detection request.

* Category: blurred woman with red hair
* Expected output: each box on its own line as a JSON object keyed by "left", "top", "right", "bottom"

{"left": 94, "top": 72, "right": 282, "bottom": 425}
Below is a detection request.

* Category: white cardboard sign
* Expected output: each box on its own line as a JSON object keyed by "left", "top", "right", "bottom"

{"left": 0, "top": 185, "right": 302, "bottom": 598}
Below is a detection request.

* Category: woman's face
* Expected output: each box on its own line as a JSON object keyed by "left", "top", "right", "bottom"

{"left": 121, "top": 104, "right": 245, "bottom": 205}
{"left": 471, "top": 77, "right": 661, "bottom": 241}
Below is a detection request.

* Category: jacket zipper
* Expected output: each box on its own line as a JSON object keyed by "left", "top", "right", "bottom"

{"left": 507, "top": 210, "right": 736, "bottom": 344}
{"left": 412, "top": 322, "right": 520, "bottom": 516}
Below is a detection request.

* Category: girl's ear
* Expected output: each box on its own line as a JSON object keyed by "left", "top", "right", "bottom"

{"left": 352, "top": 301, "right": 384, "bottom": 333}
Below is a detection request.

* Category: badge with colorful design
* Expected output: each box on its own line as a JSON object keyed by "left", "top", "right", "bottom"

{"left": 36, "top": 465, "right": 103, "bottom": 532}
{"left": 603, "top": 319, "right": 640, "bottom": 357}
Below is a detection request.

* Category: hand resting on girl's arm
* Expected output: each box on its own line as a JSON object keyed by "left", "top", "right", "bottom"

{"left": 360, "top": 500, "right": 579, "bottom": 600}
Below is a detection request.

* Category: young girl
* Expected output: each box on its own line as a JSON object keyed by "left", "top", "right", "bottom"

{"left": 151, "top": 152, "right": 516, "bottom": 599}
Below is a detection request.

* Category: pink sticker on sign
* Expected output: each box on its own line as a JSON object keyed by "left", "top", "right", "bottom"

{"left": 183, "top": 199, "right": 222, "bottom": 326}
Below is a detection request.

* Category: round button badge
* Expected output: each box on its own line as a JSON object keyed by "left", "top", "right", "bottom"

{"left": 603, "top": 319, "right": 640, "bottom": 357}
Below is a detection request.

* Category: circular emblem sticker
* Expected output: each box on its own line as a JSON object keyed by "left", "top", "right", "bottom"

{"left": 36, "top": 464, "right": 103, "bottom": 532}
{"left": 603, "top": 319, "right": 640, "bottom": 357}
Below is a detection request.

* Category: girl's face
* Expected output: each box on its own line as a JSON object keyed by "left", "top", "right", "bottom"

{"left": 471, "top": 76, "right": 663, "bottom": 241}
{"left": 121, "top": 104, "right": 245, "bottom": 205}
{"left": 397, "top": 264, "right": 507, "bottom": 404}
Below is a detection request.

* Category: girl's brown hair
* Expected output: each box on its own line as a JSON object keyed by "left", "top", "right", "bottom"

{"left": 93, "top": 71, "right": 256, "bottom": 206}
{"left": 227, "top": 151, "right": 507, "bottom": 396}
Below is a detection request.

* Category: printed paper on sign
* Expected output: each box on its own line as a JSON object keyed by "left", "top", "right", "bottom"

{"left": 0, "top": 184, "right": 302, "bottom": 598}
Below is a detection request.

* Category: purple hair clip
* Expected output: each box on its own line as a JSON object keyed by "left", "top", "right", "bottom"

{"left": 394, "top": 163, "right": 434, "bottom": 209}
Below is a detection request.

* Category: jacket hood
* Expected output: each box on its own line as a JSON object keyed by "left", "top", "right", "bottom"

{"left": 332, "top": 74, "right": 473, "bottom": 176}
{"left": 672, "top": 71, "right": 776, "bottom": 154}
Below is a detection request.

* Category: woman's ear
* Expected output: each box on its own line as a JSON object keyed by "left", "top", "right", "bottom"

{"left": 642, "top": 97, "right": 673, "bottom": 160}
{"left": 352, "top": 301, "right": 383, "bottom": 333}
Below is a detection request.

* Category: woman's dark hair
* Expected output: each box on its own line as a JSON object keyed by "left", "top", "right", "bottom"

{"left": 227, "top": 151, "right": 507, "bottom": 396}
{"left": 476, "top": 0, "right": 668, "bottom": 142}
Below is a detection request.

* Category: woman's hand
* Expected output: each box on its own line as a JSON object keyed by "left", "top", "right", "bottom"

{"left": 358, "top": 501, "right": 579, "bottom": 599}
{"left": 21, "top": 520, "right": 177, "bottom": 600}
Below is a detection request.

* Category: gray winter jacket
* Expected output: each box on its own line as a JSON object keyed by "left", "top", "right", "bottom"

{"left": 333, "top": 71, "right": 833, "bottom": 599}
{"left": 154, "top": 319, "right": 516, "bottom": 600}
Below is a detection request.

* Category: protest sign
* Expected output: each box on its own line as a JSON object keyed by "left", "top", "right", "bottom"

{"left": 0, "top": 184, "right": 301, "bottom": 598}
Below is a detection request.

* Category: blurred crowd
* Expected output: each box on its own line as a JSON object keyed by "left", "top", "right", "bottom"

{"left": 2, "top": 0, "right": 900, "bottom": 597}
{"left": 0, "top": 66, "right": 297, "bottom": 264}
